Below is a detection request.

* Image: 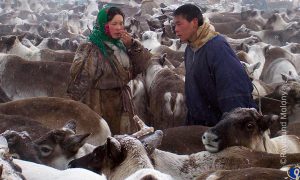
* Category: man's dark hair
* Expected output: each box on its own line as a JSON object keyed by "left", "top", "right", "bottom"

{"left": 107, "top": 7, "right": 125, "bottom": 22}
{"left": 174, "top": 4, "right": 204, "bottom": 27}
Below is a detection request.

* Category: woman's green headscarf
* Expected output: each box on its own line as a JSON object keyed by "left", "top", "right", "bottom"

{"left": 88, "top": 7, "right": 126, "bottom": 58}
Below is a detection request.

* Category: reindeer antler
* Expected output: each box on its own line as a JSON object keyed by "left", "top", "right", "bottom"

{"left": 131, "top": 115, "right": 154, "bottom": 139}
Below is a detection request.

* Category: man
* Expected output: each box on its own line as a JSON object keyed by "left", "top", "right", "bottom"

{"left": 173, "top": 4, "right": 257, "bottom": 126}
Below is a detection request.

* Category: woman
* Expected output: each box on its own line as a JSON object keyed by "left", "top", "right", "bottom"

{"left": 67, "top": 6, "right": 152, "bottom": 135}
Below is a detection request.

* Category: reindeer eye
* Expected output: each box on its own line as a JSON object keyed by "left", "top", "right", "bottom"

{"left": 246, "top": 122, "right": 255, "bottom": 130}
{"left": 39, "top": 145, "right": 53, "bottom": 157}
{"left": 11, "top": 153, "right": 20, "bottom": 159}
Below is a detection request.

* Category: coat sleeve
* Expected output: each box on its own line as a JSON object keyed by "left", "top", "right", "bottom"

{"left": 127, "top": 39, "right": 152, "bottom": 78}
{"left": 209, "top": 39, "right": 257, "bottom": 113}
{"left": 67, "top": 43, "right": 100, "bottom": 101}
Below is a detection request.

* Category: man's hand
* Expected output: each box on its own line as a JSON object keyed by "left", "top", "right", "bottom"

{"left": 120, "top": 30, "right": 133, "bottom": 48}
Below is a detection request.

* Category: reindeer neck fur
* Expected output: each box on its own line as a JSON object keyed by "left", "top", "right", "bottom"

{"left": 129, "top": 77, "right": 147, "bottom": 105}
{"left": 263, "top": 58, "right": 298, "bottom": 83}
{"left": 256, "top": 14, "right": 267, "bottom": 25}
{"left": 252, "top": 79, "right": 273, "bottom": 98}
{"left": 8, "top": 38, "right": 32, "bottom": 56}
{"left": 250, "top": 130, "right": 300, "bottom": 154}
{"left": 151, "top": 149, "right": 199, "bottom": 179}
{"left": 69, "top": 19, "right": 81, "bottom": 34}
{"left": 273, "top": 15, "right": 289, "bottom": 30}
{"left": 270, "top": 135, "right": 300, "bottom": 154}
{"left": 282, "top": 43, "right": 299, "bottom": 53}
{"left": 145, "top": 60, "right": 167, "bottom": 92}
{"left": 105, "top": 136, "right": 153, "bottom": 180}
{"left": 169, "top": 39, "right": 178, "bottom": 51}
{"left": 248, "top": 45, "right": 265, "bottom": 79}
{"left": 251, "top": 130, "right": 280, "bottom": 154}
{"left": 151, "top": 148, "right": 250, "bottom": 180}
{"left": 9, "top": 38, "right": 40, "bottom": 61}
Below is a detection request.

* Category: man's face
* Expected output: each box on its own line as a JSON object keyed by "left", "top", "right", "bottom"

{"left": 174, "top": 15, "right": 197, "bottom": 42}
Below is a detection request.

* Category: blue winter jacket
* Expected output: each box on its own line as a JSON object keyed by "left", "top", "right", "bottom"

{"left": 185, "top": 35, "right": 257, "bottom": 126}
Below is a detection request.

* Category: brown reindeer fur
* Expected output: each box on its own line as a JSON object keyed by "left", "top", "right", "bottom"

{"left": 0, "top": 54, "right": 71, "bottom": 99}
{"left": 0, "top": 97, "right": 111, "bottom": 145}
{"left": 160, "top": 125, "right": 208, "bottom": 154}
{"left": 0, "top": 114, "right": 50, "bottom": 140}
{"left": 148, "top": 69, "right": 186, "bottom": 129}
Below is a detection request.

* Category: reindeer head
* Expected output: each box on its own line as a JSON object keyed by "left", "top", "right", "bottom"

{"left": 202, "top": 108, "right": 279, "bottom": 153}
{"left": 1, "top": 130, "right": 41, "bottom": 164}
{"left": 0, "top": 35, "right": 16, "bottom": 53}
{"left": 34, "top": 120, "right": 90, "bottom": 170}
{"left": 68, "top": 130, "right": 163, "bottom": 178}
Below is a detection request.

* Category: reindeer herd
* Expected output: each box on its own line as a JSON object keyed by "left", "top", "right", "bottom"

{"left": 0, "top": 0, "right": 299, "bottom": 179}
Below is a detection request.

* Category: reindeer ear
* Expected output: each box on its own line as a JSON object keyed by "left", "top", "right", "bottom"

{"left": 0, "top": 136, "right": 8, "bottom": 149}
{"left": 4, "top": 36, "right": 16, "bottom": 50}
{"left": 237, "top": 43, "right": 250, "bottom": 52}
{"left": 139, "top": 130, "right": 163, "bottom": 155}
{"left": 281, "top": 73, "right": 289, "bottom": 82}
{"left": 63, "top": 133, "right": 90, "bottom": 152}
{"left": 252, "top": 62, "right": 261, "bottom": 71}
{"left": 159, "top": 53, "right": 167, "bottom": 65}
{"left": 17, "top": 33, "right": 26, "bottom": 42}
{"left": 107, "top": 137, "right": 122, "bottom": 163}
{"left": 260, "top": 115, "right": 279, "bottom": 132}
{"left": 62, "top": 119, "right": 77, "bottom": 133}
{"left": 263, "top": 45, "right": 271, "bottom": 55}
{"left": 2, "top": 131, "right": 19, "bottom": 146}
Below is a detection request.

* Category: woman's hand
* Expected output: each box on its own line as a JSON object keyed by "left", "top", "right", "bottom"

{"left": 120, "top": 30, "right": 133, "bottom": 48}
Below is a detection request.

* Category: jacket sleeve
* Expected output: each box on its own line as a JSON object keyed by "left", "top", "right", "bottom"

{"left": 67, "top": 43, "right": 100, "bottom": 101}
{"left": 209, "top": 39, "right": 257, "bottom": 113}
{"left": 127, "top": 39, "right": 152, "bottom": 78}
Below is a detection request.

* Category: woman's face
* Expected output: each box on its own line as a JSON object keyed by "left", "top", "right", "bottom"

{"left": 107, "top": 14, "right": 124, "bottom": 39}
